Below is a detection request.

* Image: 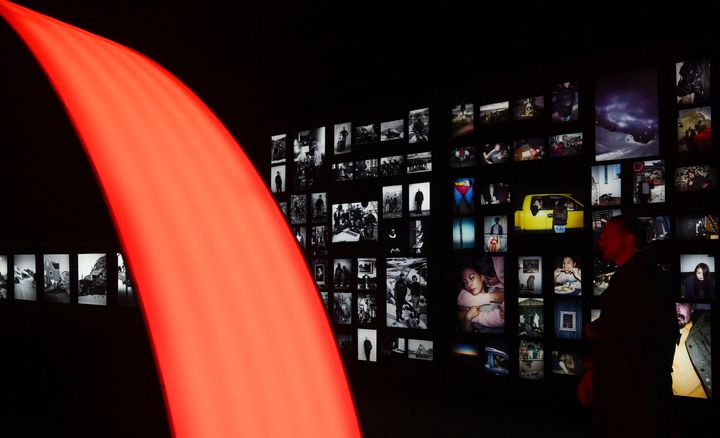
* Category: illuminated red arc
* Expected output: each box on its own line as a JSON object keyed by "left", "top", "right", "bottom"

{"left": 0, "top": 2, "right": 360, "bottom": 437}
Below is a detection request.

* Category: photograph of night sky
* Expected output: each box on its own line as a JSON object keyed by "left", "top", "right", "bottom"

{"left": 595, "top": 69, "right": 659, "bottom": 161}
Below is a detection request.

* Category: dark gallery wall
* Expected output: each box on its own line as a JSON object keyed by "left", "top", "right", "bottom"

{"left": 1, "top": 2, "right": 719, "bottom": 437}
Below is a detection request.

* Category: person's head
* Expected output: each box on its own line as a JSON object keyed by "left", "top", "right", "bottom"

{"left": 494, "top": 217, "right": 500, "bottom": 224}
{"left": 694, "top": 263, "right": 710, "bottom": 282}
{"left": 493, "top": 143, "right": 501, "bottom": 151}
{"left": 562, "top": 256, "right": 576, "bottom": 270}
{"left": 460, "top": 267, "right": 485, "bottom": 295}
{"left": 412, "top": 275, "right": 418, "bottom": 282}
{"left": 688, "top": 170, "right": 696, "bottom": 180}
{"left": 399, "top": 273, "right": 405, "bottom": 279}
{"left": 276, "top": 171, "right": 280, "bottom": 175}
{"left": 598, "top": 215, "right": 646, "bottom": 264}
{"left": 534, "top": 199, "right": 541, "bottom": 206}
{"left": 676, "top": 302, "right": 693, "bottom": 328}
{"left": 563, "top": 81, "right": 570, "bottom": 88}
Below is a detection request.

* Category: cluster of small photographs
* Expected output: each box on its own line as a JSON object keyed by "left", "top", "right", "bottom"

{"left": 271, "top": 108, "right": 434, "bottom": 365}
{"left": 0, "top": 253, "right": 134, "bottom": 306}
{"left": 450, "top": 134, "right": 584, "bottom": 169}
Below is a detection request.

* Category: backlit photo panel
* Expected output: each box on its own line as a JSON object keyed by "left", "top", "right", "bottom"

{"left": 555, "top": 300, "right": 583, "bottom": 339}
{"left": 380, "top": 119, "right": 404, "bottom": 142}
{"left": 452, "top": 218, "right": 475, "bottom": 250}
{"left": 633, "top": 160, "right": 665, "bottom": 204}
{"left": 0, "top": 255, "right": 8, "bottom": 299}
{"left": 673, "top": 303, "right": 711, "bottom": 399}
{"left": 479, "top": 101, "right": 509, "bottom": 125}
{"left": 595, "top": 69, "right": 659, "bottom": 161}
{"left": 408, "top": 339, "right": 433, "bottom": 361}
{"left": 270, "top": 165, "right": 285, "bottom": 193}
{"left": 333, "top": 122, "right": 352, "bottom": 155}
{"left": 677, "top": 107, "right": 711, "bottom": 153}
{"left": 454, "top": 256, "right": 505, "bottom": 334}
{"left": 43, "top": 254, "right": 70, "bottom": 303}
{"left": 408, "top": 108, "right": 429, "bottom": 143}
{"left": 380, "top": 155, "right": 404, "bottom": 177}
{"left": 674, "top": 165, "right": 717, "bottom": 192}
{"left": 331, "top": 202, "right": 379, "bottom": 242}
{"left": 483, "top": 216, "right": 508, "bottom": 253}
{"left": 551, "top": 81, "right": 579, "bottom": 122}
{"left": 452, "top": 178, "right": 474, "bottom": 214}
{"left": 357, "top": 258, "right": 377, "bottom": 290}
{"left": 78, "top": 253, "right": 107, "bottom": 306}
{"left": 408, "top": 182, "right": 430, "bottom": 217}
{"left": 357, "top": 328, "right": 377, "bottom": 362}
{"left": 548, "top": 132, "right": 583, "bottom": 158}
{"left": 117, "top": 252, "right": 135, "bottom": 306}
{"left": 676, "top": 215, "right": 719, "bottom": 240}
{"left": 518, "top": 298, "right": 543, "bottom": 337}
{"left": 518, "top": 256, "right": 542, "bottom": 295}
{"left": 676, "top": 60, "right": 711, "bottom": 106}
{"left": 14, "top": 254, "right": 37, "bottom": 301}
{"left": 382, "top": 185, "right": 403, "bottom": 219}
{"left": 406, "top": 151, "right": 431, "bottom": 173}
{"left": 513, "top": 96, "right": 544, "bottom": 120}
{"left": 450, "top": 145, "right": 477, "bottom": 168}
{"left": 451, "top": 103, "right": 473, "bottom": 137}
{"left": 386, "top": 257, "right": 428, "bottom": 329}
{"left": 293, "top": 127, "right": 325, "bottom": 189}
{"left": 333, "top": 292, "right": 352, "bottom": 324}
{"left": 591, "top": 164, "right": 622, "bottom": 206}
{"left": 519, "top": 339, "right": 544, "bottom": 380}
{"left": 680, "top": 254, "right": 716, "bottom": 299}
{"left": 271, "top": 133, "right": 286, "bottom": 164}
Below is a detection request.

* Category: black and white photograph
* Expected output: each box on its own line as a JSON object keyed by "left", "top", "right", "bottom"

{"left": 408, "top": 182, "right": 430, "bottom": 217}
{"left": 591, "top": 163, "right": 622, "bottom": 206}
{"left": 407, "top": 339, "right": 433, "bottom": 361}
{"left": 513, "top": 96, "right": 544, "bottom": 120}
{"left": 357, "top": 328, "right": 377, "bottom": 362}
{"left": 551, "top": 351, "right": 583, "bottom": 376}
{"left": 333, "top": 122, "right": 352, "bottom": 155}
{"left": 289, "top": 194, "right": 307, "bottom": 224}
{"left": 677, "top": 106, "right": 712, "bottom": 153}
{"left": 331, "top": 201, "right": 379, "bottom": 243}
{"left": 479, "top": 182, "right": 511, "bottom": 205}
{"left": 352, "top": 159, "right": 379, "bottom": 180}
{"left": 117, "top": 252, "right": 134, "bottom": 306}
{"left": 452, "top": 218, "right": 475, "bottom": 250}
{"left": 14, "top": 254, "right": 37, "bottom": 301}
{"left": 292, "top": 226, "right": 306, "bottom": 250}
{"left": 519, "top": 339, "right": 544, "bottom": 380}
{"left": 271, "top": 133, "right": 286, "bottom": 164}
{"left": 676, "top": 59, "right": 711, "bottom": 106}
{"left": 357, "top": 258, "right": 377, "bottom": 290}
{"left": 293, "top": 127, "right": 325, "bottom": 189}
{"left": 676, "top": 215, "right": 719, "bottom": 240}
{"left": 674, "top": 165, "right": 717, "bottom": 192}
{"left": 278, "top": 201, "right": 287, "bottom": 217}
{"left": 408, "top": 108, "right": 429, "bottom": 143}
{"left": 311, "top": 225, "right": 328, "bottom": 256}
{"left": 43, "top": 254, "right": 70, "bottom": 304}
{"left": 450, "top": 145, "right": 477, "bottom": 168}
{"left": 512, "top": 138, "right": 545, "bottom": 161}
{"left": 551, "top": 81, "right": 579, "bottom": 123}
{"left": 355, "top": 123, "right": 379, "bottom": 145}
{"left": 633, "top": 160, "right": 665, "bottom": 204}
{"left": 555, "top": 300, "right": 583, "bottom": 339}
{"left": 479, "top": 101, "right": 510, "bottom": 125}
{"left": 483, "top": 216, "right": 508, "bottom": 253}
{"left": 312, "top": 259, "right": 327, "bottom": 287}
{"left": 593, "top": 258, "right": 617, "bottom": 296}
{"left": 638, "top": 216, "right": 671, "bottom": 241}
{"left": 518, "top": 256, "right": 542, "bottom": 295}
{"left": 332, "top": 258, "right": 352, "bottom": 289}
{"left": 381, "top": 336, "right": 406, "bottom": 358}
{"left": 333, "top": 292, "right": 352, "bottom": 324}
{"left": 595, "top": 69, "right": 658, "bottom": 161}
{"left": 451, "top": 103, "right": 474, "bottom": 137}
{"left": 331, "top": 162, "right": 354, "bottom": 182}
{"left": 382, "top": 185, "right": 403, "bottom": 219}
{"left": 357, "top": 293, "right": 378, "bottom": 326}
{"left": 386, "top": 257, "right": 428, "bottom": 329}
{"left": 0, "top": 255, "right": 8, "bottom": 299}
{"left": 320, "top": 291, "right": 328, "bottom": 309}
{"left": 270, "top": 165, "right": 285, "bottom": 193}
{"left": 548, "top": 132, "right": 583, "bottom": 158}
{"left": 336, "top": 334, "right": 353, "bottom": 357}
{"left": 78, "top": 253, "right": 107, "bottom": 306}
{"left": 380, "top": 119, "right": 404, "bottom": 142}
{"left": 409, "top": 219, "right": 429, "bottom": 255}
{"left": 383, "top": 221, "right": 405, "bottom": 255}
{"left": 481, "top": 142, "right": 511, "bottom": 165}
{"left": 518, "top": 298, "right": 544, "bottom": 337}
{"left": 380, "top": 155, "right": 404, "bottom": 177}
{"left": 406, "top": 152, "right": 431, "bottom": 173}
{"left": 310, "top": 192, "right": 327, "bottom": 223}
{"left": 484, "top": 341, "right": 510, "bottom": 377}
{"left": 680, "top": 254, "right": 716, "bottom": 299}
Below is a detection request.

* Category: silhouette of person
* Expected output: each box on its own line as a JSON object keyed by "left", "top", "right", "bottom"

{"left": 363, "top": 336, "right": 372, "bottom": 361}
{"left": 274, "top": 171, "right": 282, "bottom": 192}
{"left": 394, "top": 273, "right": 408, "bottom": 324}
{"left": 578, "top": 215, "right": 678, "bottom": 437}
{"left": 414, "top": 188, "right": 424, "bottom": 214}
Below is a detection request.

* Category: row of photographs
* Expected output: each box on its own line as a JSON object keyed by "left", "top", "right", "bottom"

{"left": 311, "top": 252, "right": 717, "bottom": 300}
{"left": 337, "top": 331, "right": 434, "bottom": 363}
{"left": 270, "top": 107, "right": 430, "bottom": 165}
{"left": 0, "top": 253, "right": 134, "bottom": 306}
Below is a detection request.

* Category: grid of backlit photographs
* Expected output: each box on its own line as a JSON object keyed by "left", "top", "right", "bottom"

{"left": 448, "top": 61, "right": 716, "bottom": 398}
{"left": 0, "top": 252, "right": 135, "bottom": 306}
{"left": 269, "top": 108, "right": 434, "bottom": 364}
{"left": 268, "top": 59, "right": 715, "bottom": 399}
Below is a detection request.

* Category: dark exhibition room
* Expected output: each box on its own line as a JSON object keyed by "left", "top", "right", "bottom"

{"left": 0, "top": 1, "right": 718, "bottom": 437}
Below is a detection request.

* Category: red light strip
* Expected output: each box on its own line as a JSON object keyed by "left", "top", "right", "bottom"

{"left": 0, "top": 2, "right": 360, "bottom": 437}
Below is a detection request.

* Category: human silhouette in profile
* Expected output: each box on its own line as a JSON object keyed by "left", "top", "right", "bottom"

{"left": 578, "top": 215, "right": 678, "bottom": 437}
{"left": 363, "top": 336, "right": 372, "bottom": 361}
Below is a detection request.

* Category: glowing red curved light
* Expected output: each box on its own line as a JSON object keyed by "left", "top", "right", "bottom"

{"left": 0, "top": 2, "right": 360, "bottom": 437}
